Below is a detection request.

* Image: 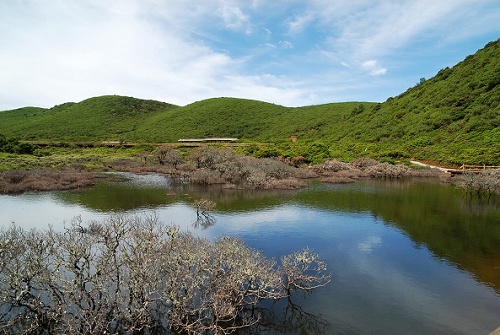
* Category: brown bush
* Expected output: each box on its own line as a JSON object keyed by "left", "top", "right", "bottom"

{"left": 364, "top": 162, "right": 412, "bottom": 178}
{"left": 457, "top": 169, "right": 500, "bottom": 196}
{"left": 190, "top": 168, "right": 226, "bottom": 185}
{"left": 0, "top": 167, "right": 96, "bottom": 194}
{"left": 313, "top": 160, "right": 351, "bottom": 173}
{"left": 349, "top": 157, "right": 379, "bottom": 169}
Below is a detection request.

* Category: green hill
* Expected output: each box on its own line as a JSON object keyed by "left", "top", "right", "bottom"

{"left": 133, "top": 98, "right": 371, "bottom": 143}
{"left": 348, "top": 39, "right": 500, "bottom": 164}
{"left": 0, "top": 39, "right": 499, "bottom": 165}
{"left": 0, "top": 95, "right": 177, "bottom": 142}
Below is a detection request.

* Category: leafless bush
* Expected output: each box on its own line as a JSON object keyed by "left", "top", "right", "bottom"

{"left": 0, "top": 215, "right": 330, "bottom": 335}
{"left": 349, "top": 157, "right": 379, "bottom": 169}
{"left": 109, "top": 147, "right": 313, "bottom": 190}
{"left": 0, "top": 167, "right": 96, "bottom": 194}
{"left": 457, "top": 170, "right": 500, "bottom": 196}
{"left": 313, "top": 157, "right": 445, "bottom": 184}
{"left": 364, "top": 163, "right": 412, "bottom": 179}
{"left": 190, "top": 168, "right": 226, "bottom": 185}
{"left": 313, "top": 160, "right": 351, "bottom": 173}
{"left": 245, "top": 170, "right": 268, "bottom": 189}
{"left": 258, "top": 158, "right": 294, "bottom": 179}
{"left": 184, "top": 148, "right": 308, "bottom": 190}
{"left": 189, "top": 146, "right": 228, "bottom": 169}
{"left": 154, "top": 146, "right": 184, "bottom": 168}
{"left": 281, "top": 248, "right": 330, "bottom": 294}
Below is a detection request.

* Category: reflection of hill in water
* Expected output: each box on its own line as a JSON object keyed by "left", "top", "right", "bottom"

{"left": 56, "top": 173, "right": 293, "bottom": 212}
{"left": 57, "top": 174, "right": 500, "bottom": 292}
{"left": 292, "top": 179, "right": 500, "bottom": 293}
{"left": 56, "top": 173, "right": 176, "bottom": 211}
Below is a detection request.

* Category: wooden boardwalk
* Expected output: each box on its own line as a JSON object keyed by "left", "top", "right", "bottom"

{"left": 410, "top": 161, "right": 500, "bottom": 175}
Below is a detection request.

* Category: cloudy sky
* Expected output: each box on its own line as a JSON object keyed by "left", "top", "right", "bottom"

{"left": 1, "top": 0, "right": 500, "bottom": 110}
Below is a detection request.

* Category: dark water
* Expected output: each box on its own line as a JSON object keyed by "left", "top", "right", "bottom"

{"left": 1, "top": 173, "right": 499, "bottom": 334}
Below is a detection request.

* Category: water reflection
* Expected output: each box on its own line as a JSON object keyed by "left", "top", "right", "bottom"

{"left": 290, "top": 180, "right": 500, "bottom": 293}
{"left": 1, "top": 175, "right": 499, "bottom": 334}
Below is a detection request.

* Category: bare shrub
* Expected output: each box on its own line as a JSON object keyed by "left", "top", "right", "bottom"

{"left": 190, "top": 168, "right": 226, "bottom": 185}
{"left": 457, "top": 170, "right": 500, "bottom": 196}
{"left": 364, "top": 163, "right": 412, "bottom": 178}
{"left": 0, "top": 167, "right": 96, "bottom": 194}
{"left": 313, "top": 160, "right": 351, "bottom": 173}
{"left": 214, "top": 157, "right": 250, "bottom": 185}
{"left": 259, "top": 158, "right": 295, "bottom": 179}
{"left": 183, "top": 148, "right": 309, "bottom": 190}
{"left": 0, "top": 215, "right": 330, "bottom": 335}
{"left": 109, "top": 147, "right": 314, "bottom": 191}
{"left": 245, "top": 170, "right": 268, "bottom": 189}
{"left": 349, "top": 157, "right": 379, "bottom": 169}
{"left": 293, "top": 167, "right": 318, "bottom": 179}
{"left": 154, "top": 145, "right": 184, "bottom": 167}
{"left": 189, "top": 146, "right": 228, "bottom": 169}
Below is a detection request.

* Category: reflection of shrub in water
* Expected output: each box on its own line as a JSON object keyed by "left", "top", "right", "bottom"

{"left": 0, "top": 215, "right": 330, "bottom": 335}
{"left": 193, "top": 198, "right": 216, "bottom": 228}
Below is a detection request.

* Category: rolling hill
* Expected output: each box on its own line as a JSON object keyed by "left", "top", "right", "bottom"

{"left": 0, "top": 39, "right": 499, "bottom": 165}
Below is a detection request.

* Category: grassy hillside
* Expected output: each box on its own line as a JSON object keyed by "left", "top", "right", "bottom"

{"left": 0, "top": 39, "right": 499, "bottom": 165}
{"left": 133, "top": 98, "right": 372, "bottom": 143}
{"left": 346, "top": 39, "right": 500, "bottom": 164}
{"left": 0, "top": 95, "right": 177, "bottom": 142}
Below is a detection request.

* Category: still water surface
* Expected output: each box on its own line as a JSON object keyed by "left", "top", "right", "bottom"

{"left": 1, "top": 173, "right": 500, "bottom": 334}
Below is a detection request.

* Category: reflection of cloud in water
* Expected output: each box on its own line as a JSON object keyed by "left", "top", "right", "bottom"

{"left": 229, "top": 206, "right": 302, "bottom": 225}
{"left": 358, "top": 235, "right": 382, "bottom": 253}
{"left": 0, "top": 193, "right": 106, "bottom": 231}
{"left": 345, "top": 232, "right": 499, "bottom": 334}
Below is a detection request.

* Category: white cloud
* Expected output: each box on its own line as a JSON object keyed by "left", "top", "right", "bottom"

{"left": 279, "top": 40, "right": 293, "bottom": 49}
{"left": 361, "top": 60, "right": 387, "bottom": 76}
{"left": 217, "top": 4, "right": 251, "bottom": 33}
{"left": 1, "top": 0, "right": 500, "bottom": 110}
{"left": 304, "top": 1, "right": 500, "bottom": 76}
{"left": 286, "top": 11, "right": 315, "bottom": 35}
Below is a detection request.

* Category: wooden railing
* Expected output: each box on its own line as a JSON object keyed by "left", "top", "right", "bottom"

{"left": 458, "top": 164, "right": 500, "bottom": 171}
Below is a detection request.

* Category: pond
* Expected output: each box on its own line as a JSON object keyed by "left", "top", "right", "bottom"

{"left": 1, "top": 173, "right": 500, "bottom": 334}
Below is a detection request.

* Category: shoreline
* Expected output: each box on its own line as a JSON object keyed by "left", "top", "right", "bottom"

{"left": 0, "top": 157, "right": 449, "bottom": 195}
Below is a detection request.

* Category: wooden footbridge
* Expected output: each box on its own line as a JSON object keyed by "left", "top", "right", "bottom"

{"left": 410, "top": 161, "right": 500, "bottom": 175}
{"left": 451, "top": 164, "right": 500, "bottom": 174}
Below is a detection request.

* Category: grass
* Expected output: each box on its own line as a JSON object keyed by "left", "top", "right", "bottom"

{"left": 0, "top": 146, "right": 147, "bottom": 172}
{"left": 0, "top": 39, "right": 499, "bottom": 165}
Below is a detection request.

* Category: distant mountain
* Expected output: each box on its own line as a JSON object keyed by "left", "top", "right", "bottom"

{"left": 0, "top": 39, "right": 499, "bottom": 164}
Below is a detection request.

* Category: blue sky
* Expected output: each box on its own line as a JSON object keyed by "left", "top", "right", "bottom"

{"left": 1, "top": 0, "right": 500, "bottom": 110}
